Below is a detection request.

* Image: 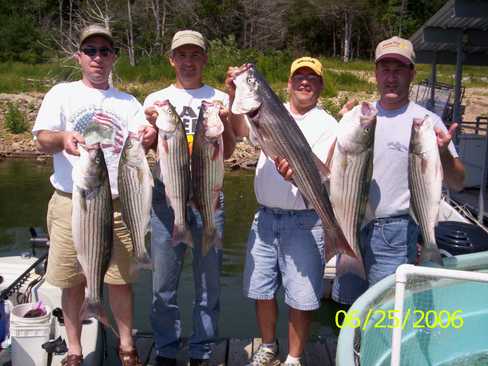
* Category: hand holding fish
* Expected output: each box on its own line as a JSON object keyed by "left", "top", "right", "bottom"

{"left": 435, "top": 123, "right": 458, "bottom": 154}
{"left": 274, "top": 157, "right": 294, "bottom": 181}
{"left": 338, "top": 99, "right": 359, "bottom": 117}
{"left": 144, "top": 105, "right": 159, "bottom": 126}
{"left": 63, "top": 131, "right": 85, "bottom": 156}
{"left": 138, "top": 124, "right": 158, "bottom": 150}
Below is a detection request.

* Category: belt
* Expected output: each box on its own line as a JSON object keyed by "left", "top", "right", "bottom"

{"left": 373, "top": 214, "right": 410, "bottom": 224}
{"left": 260, "top": 205, "right": 315, "bottom": 215}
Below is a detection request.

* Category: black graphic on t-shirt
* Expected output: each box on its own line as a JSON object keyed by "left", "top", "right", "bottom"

{"left": 180, "top": 106, "right": 198, "bottom": 134}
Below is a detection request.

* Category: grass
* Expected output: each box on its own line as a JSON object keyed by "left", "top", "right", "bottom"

{"left": 0, "top": 43, "right": 487, "bottom": 100}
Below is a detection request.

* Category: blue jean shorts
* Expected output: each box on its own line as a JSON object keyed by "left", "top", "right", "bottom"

{"left": 332, "top": 215, "right": 419, "bottom": 305}
{"left": 243, "top": 206, "right": 325, "bottom": 311}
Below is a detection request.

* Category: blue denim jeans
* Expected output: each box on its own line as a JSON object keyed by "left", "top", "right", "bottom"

{"left": 332, "top": 215, "right": 419, "bottom": 305}
{"left": 243, "top": 206, "right": 325, "bottom": 310}
{"left": 150, "top": 179, "right": 224, "bottom": 360}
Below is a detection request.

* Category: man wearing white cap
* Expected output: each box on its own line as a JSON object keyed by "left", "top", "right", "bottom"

{"left": 331, "top": 36, "right": 465, "bottom": 305}
{"left": 143, "top": 30, "right": 237, "bottom": 366}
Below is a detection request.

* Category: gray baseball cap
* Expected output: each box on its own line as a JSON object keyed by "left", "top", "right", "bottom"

{"left": 171, "top": 30, "right": 206, "bottom": 52}
{"left": 79, "top": 24, "right": 114, "bottom": 47}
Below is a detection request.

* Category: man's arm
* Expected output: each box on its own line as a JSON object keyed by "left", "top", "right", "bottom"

{"left": 36, "top": 130, "right": 84, "bottom": 156}
{"left": 436, "top": 123, "right": 465, "bottom": 192}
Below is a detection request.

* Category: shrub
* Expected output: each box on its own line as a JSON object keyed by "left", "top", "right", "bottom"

{"left": 4, "top": 102, "right": 28, "bottom": 133}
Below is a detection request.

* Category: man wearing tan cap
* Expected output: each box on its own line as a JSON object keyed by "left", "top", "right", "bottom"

{"left": 143, "top": 30, "right": 237, "bottom": 366}
{"left": 331, "top": 36, "right": 465, "bottom": 305}
{"left": 32, "top": 24, "right": 156, "bottom": 366}
{"left": 227, "top": 57, "right": 338, "bottom": 366}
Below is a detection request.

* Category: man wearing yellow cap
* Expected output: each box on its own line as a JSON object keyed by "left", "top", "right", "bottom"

{"left": 227, "top": 57, "right": 338, "bottom": 366}
{"left": 331, "top": 36, "right": 465, "bottom": 305}
{"left": 143, "top": 30, "right": 237, "bottom": 366}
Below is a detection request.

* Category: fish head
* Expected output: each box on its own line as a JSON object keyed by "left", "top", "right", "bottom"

{"left": 231, "top": 64, "right": 262, "bottom": 115}
{"left": 339, "top": 102, "right": 377, "bottom": 153}
{"left": 121, "top": 133, "right": 143, "bottom": 165}
{"left": 201, "top": 101, "right": 224, "bottom": 139}
{"left": 411, "top": 115, "right": 436, "bottom": 153}
{"left": 75, "top": 143, "right": 107, "bottom": 189}
{"left": 155, "top": 100, "right": 179, "bottom": 134}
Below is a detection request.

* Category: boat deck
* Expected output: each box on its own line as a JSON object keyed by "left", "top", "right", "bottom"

{"left": 132, "top": 333, "right": 338, "bottom": 366}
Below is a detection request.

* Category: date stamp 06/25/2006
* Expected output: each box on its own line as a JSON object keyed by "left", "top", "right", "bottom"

{"left": 335, "top": 309, "right": 464, "bottom": 331}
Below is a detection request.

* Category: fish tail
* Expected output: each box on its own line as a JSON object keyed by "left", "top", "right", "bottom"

{"left": 202, "top": 228, "right": 222, "bottom": 256}
{"left": 79, "top": 299, "right": 117, "bottom": 335}
{"left": 129, "top": 254, "right": 153, "bottom": 277}
{"left": 172, "top": 224, "right": 193, "bottom": 247}
{"left": 325, "top": 228, "right": 356, "bottom": 262}
{"left": 418, "top": 245, "right": 443, "bottom": 267}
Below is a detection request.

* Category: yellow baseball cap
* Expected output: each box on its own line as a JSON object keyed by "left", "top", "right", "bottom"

{"left": 290, "top": 57, "right": 323, "bottom": 78}
{"left": 375, "top": 36, "right": 415, "bottom": 65}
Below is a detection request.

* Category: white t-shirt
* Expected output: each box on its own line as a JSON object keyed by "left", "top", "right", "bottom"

{"left": 143, "top": 84, "right": 228, "bottom": 136}
{"left": 143, "top": 84, "right": 228, "bottom": 180}
{"left": 32, "top": 81, "right": 146, "bottom": 195}
{"left": 254, "top": 103, "right": 338, "bottom": 210}
{"left": 366, "top": 101, "right": 458, "bottom": 220}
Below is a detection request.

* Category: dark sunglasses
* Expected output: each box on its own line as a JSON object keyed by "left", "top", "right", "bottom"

{"left": 81, "top": 47, "right": 114, "bottom": 57}
{"left": 292, "top": 74, "right": 322, "bottom": 83}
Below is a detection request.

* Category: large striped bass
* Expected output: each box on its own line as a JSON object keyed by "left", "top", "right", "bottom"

{"left": 231, "top": 64, "right": 354, "bottom": 261}
{"left": 155, "top": 100, "right": 193, "bottom": 247}
{"left": 72, "top": 144, "right": 113, "bottom": 324}
{"left": 192, "top": 101, "right": 224, "bottom": 255}
{"left": 118, "top": 133, "right": 153, "bottom": 269}
{"left": 409, "top": 116, "right": 443, "bottom": 265}
{"left": 330, "top": 102, "right": 377, "bottom": 259}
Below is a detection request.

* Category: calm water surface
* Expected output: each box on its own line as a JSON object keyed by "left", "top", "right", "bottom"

{"left": 0, "top": 159, "right": 337, "bottom": 341}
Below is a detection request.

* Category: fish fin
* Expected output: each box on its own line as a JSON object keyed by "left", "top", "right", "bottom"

{"left": 202, "top": 228, "right": 222, "bottom": 256}
{"left": 418, "top": 247, "right": 443, "bottom": 267}
{"left": 172, "top": 224, "right": 193, "bottom": 247}
{"left": 162, "top": 137, "right": 169, "bottom": 154}
{"left": 324, "top": 139, "right": 337, "bottom": 175}
{"left": 80, "top": 300, "right": 119, "bottom": 337}
{"left": 421, "top": 157, "right": 428, "bottom": 175}
{"left": 409, "top": 207, "right": 419, "bottom": 225}
{"left": 312, "top": 153, "right": 330, "bottom": 183}
{"left": 129, "top": 255, "right": 153, "bottom": 277}
{"left": 211, "top": 141, "right": 220, "bottom": 161}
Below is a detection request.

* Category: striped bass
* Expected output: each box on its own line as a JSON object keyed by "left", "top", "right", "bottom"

{"left": 118, "top": 133, "right": 153, "bottom": 269}
{"left": 72, "top": 144, "right": 113, "bottom": 324}
{"left": 155, "top": 100, "right": 193, "bottom": 247}
{"left": 409, "top": 116, "right": 443, "bottom": 265}
{"left": 330, "top": 102, "right": 377, "bottom": 259}
{"left": 231, "top": 64, "right": 354, "bottom": 261}
{"left": 192, "top": 101, "right": 225, "bottom": 255}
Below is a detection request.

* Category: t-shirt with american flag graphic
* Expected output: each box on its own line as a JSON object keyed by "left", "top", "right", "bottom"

{"left": 33, "top": 80, "right": 147, "bottom": 196}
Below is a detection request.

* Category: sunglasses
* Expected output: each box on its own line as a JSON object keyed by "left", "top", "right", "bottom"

{"left": 81, "top": 47, "right": 114, "bottom": 57}
{"left": 292, "top": 74, "right": 322, "bottom": 82}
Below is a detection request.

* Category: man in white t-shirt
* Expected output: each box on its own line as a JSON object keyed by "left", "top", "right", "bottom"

{"left": 228, "top": 57, "right": 337, "bottom": 366}
{"left": 32, "top": 25, "right": 156, "bottom": 366}
{"left": 330, "top": 37, "right": 466, "bottom": 305}
{"left": 143, "top": 30, "right": 237, "bottom": 366}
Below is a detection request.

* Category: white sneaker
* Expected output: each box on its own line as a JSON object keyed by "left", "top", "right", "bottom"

{"left": 246, "top": 344, "right": 280, "bottom": 366}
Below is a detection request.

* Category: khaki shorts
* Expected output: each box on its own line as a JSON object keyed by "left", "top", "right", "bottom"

{"left": 45, "top": 190, "right": 135, "bottom": 288}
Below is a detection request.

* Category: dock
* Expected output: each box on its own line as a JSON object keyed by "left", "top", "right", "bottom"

{"left": 132, "top": 334, "right": 338, "bottom": 366}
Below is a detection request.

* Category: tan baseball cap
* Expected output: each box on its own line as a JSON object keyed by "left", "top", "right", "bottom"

{"left": 289, "top": 57, "right": 323, "bottom": 77}
{"left": 171, "top": 30, "right": 206, "bottom": 52}
{"left": 79, "top": 24, "right": 113, "bottom": 47}
{"left": 375, "top": 36, "right": 415, "bottom": 65}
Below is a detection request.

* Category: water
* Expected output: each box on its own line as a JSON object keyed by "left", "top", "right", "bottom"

{"left": 0, "top": 159, "right": 337, "bottom": 341}
{"left": 438, "top": 352, "right": 488, "bottom": 366}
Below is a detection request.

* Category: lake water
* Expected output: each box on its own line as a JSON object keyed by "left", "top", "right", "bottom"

{"left": 0, "top": 159, "right": 338, "bottom": 342}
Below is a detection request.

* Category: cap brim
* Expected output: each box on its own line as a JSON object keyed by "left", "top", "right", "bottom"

{"left": 290, "top": 65, "right": 322, "bottom": 78}
{"left": 376, "top": 54, "right": 413, "bottom": 65}
{"left": 81, "top": 33, "right": 113, "bottom": 46}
